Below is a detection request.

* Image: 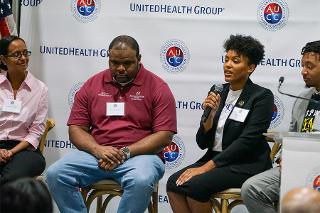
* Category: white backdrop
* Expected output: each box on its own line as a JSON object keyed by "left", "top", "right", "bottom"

{"left": 19, "top": 0, "right": 320, "bottom": 212}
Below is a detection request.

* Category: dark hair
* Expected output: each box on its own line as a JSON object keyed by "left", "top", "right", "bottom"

{"left": 301, "top": 40, "right": 320, "bottom": 56}
{"left": 108, "top": 35, "right": 140, "bottom": 57}
{"left": 0, "top": 178, "right": 53, "bottom": 213}
{"left": 223, "top": 34, "right": 265, "bottom": 66}
{"left": 0, "top": 35, "right": 26, "bottom": 70}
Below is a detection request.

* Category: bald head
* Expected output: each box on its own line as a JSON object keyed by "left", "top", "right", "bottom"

{"left": 282, "top": 187, "right": 320, "bottom": 213}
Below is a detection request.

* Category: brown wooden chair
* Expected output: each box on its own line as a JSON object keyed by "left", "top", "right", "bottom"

{"left": 210, "top": 141, "right": 281, "bottom": 213}
{"left": 38, "top": 118, "right": 55, "bottom": 154}
{"left": 81, "top": 179, "right": 158, "bottom": 213}
{"left": 36, "top": 118, "right": 55, "bottom": 182}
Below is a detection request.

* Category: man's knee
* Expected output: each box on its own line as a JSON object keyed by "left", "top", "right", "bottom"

{"left": 124, "top": 172, "right": 156, "bottom": 193}
{"left": 241, "top": 177, "right": 258, "bottom": 200}
{"left": 46, "top": 162, "right": 63, "bottom": 185}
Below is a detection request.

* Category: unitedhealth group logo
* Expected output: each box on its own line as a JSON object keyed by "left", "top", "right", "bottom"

{"left": 71, "top": 0, "right": 101, "bottom": 23}
{"left": 160, "top": 39, "right": 190, "bottom": 73}
{"left": 257, "top": 0, "right": 289, "bottom": 31}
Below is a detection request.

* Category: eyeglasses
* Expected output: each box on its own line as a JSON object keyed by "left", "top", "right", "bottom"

{"left": 6, "top": 50, "right": 31, "bottom": 59}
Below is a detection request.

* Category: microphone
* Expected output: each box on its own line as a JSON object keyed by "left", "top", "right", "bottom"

{"left": 201, "top": 84, "right": 223, "bottom": 123}
{"left": 277, "top": 76, "right": 319, "bottom": 104}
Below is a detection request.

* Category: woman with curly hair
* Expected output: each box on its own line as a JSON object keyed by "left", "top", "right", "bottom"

{"left": 167, "top": 34, "right": 274, "bottom": 213}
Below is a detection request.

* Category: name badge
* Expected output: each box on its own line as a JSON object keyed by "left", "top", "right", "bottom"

{"left": 229, "top": 107, "right": 249, "bottom": 122}
{"left": 106, "top": 102, "right": 125, "bottom": 116}
{"left": 2, "top": 99, "right": 22, "bottom": 113}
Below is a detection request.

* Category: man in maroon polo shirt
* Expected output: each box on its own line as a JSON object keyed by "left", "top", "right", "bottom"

{"left": 46, "top": 35, "right": 177, "bottom": 213}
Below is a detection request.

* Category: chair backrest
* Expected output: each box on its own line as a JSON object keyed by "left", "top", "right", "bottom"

{"left": 269, "top": 141, "right": 281, "bottom": 160}
{"left": 39, "top": 119, "right": 55, "bottom": 153}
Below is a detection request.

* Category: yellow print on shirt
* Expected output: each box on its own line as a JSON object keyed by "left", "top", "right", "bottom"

{"left": 301, "top": 117, "right": 314, "bottom": 132}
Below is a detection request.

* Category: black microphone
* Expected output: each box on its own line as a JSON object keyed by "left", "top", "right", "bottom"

{"left": 278, "top": 76, "right": 319, "bottom": 104}
{"left": 201, "top": 84, "right": 223, "bottom": 123}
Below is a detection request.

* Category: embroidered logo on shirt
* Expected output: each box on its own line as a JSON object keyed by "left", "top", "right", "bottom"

{"left": 129, "top": 91, "right": 144, "bottom": 101}
{"left": 98, "top": 91, "right": 112, "bottom": 97}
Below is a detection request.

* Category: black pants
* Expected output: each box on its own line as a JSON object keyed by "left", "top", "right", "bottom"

{"left": 167, "top": 162, "right": 251, "bottom": 202}
{"left": 0, "top": 140, "right": 45, "bottom": 186}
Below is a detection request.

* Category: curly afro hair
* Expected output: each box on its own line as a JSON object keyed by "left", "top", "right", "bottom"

{"left": 223, "top": 34, "right": 265, "bottom": 66}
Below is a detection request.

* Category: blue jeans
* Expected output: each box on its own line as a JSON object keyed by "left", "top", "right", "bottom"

{"left": 46, "top": 150, "right": 164, "bottom": 213}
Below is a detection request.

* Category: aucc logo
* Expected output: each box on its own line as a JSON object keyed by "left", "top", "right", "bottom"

{"left": 163, "top": 135, "right": 185, "bottom": 170}
{"left": 71, "top": 0, "right": 101, "bottom": 23}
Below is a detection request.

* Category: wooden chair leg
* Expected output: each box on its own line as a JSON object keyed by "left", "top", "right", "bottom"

{"left": 101, "top": 195, "right": 117, "bottom": 213}
{"left": 148, "top": 191, "right": 158, "bottom": 213}
{"left": 211, "top": 198, "right": 222, "bottom": 213}
{"left": 228, "top": 200, "right": 244, "bottom": 212}
{"left": 153, "top": 191, "right": 158, "bottom": 213}
{"left": 221, "top": 199, "right": 229, "bottom": 213}
{"left": 96, "top": 195, "right": 102, "bottom": 213}
{"left": 148, "top": 203, "right": 153, "bottom": 213}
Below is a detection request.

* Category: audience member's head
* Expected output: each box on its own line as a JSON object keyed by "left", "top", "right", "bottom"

{"left": 281, "top": 187, "right": 320, "bottom": 213}
{"left": 300, "top": 40, "right": 320, "bottom": 89}
{"left": 0, "top": 178, "right": 53, "bottom": 213}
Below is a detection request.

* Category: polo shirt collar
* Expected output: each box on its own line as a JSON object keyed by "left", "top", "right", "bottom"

{"left": 103, "top": 63, "right": 146, "bottom": 86}
{"left": 132, "top": 64, "right": 145, "bottom": 86}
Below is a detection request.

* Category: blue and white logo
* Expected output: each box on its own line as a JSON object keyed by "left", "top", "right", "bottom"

{"left": 163, "top": 135, "right": 185, "bottom": 170}
{"left": 160, "top": 39, "right": 190, "bottom": 73}
{"left": 270, "top": 95, "right": 284, "bottom": 129}
{"left": 71, "top": 0, "right": 101, "bottom": 23}
{"left": 257, "top": 0, "right": 289, "bottom": 31}
{"left": 68, "top": 82, "right": 84, "bottom": 108}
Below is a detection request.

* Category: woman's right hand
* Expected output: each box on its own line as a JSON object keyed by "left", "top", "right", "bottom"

{"left": 202, "top": 92, "right": 221, "bottom": 131}
{"left": 202, "top": 92, "right": 221, "bottom": 117}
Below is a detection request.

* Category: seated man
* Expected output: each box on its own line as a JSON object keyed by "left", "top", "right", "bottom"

{"left": 46, "top": 35, "right": 177, "bottom": 213}
{"left": 241, "top": 40, "right": 320, "bottom": 213}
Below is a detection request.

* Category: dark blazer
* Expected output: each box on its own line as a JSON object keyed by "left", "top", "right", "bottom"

{"left": 196, "top": 79, "right": 273, "bottom": 175}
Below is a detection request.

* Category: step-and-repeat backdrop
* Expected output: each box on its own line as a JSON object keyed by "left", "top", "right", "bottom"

{"left": 20, "top": 0, "right": 320, "bottom": 212}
